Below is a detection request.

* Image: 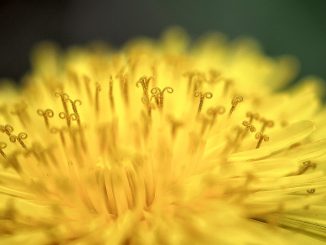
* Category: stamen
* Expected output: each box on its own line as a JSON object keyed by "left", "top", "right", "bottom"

{"left": 255, "top": 132, "right": 269, "bottom": 148}
{"left": 136, "top": 76, "right": 150, "bottom": 94}
{"left": 229, "top": 96, "right": 243, "bottom": 116}
{"left": 223, "top": 79, "right": 234, "bottom": 96}
{"left": 51, "top": 127, "right": 67, "bottom": 146}
{"left": 0, "top": 124, "right": 14, "bottom": 136}
{"left": 0, "top": 104, "right": 9, "bottom": 120}
{"left": 298, "top": 161, "right": 316, "bottom": 175}
{"left": 194, "top": 91, "right": 213, "bottom": 114}
{"left": 246, "top": 112, "right": 260, "bottom": 123}
{"left": 65, "top": 99, "right": 82, "bottom": 126}
{"left": 70, "top": 99, "right": 82, "bottom": 115}
{"left": 242, "top": 121, "right": 256, "bottom": 133}
{"left": 207, "top": 69, "right": 221, "bottom": 85}
{"left": 9, "top": 132, "right": 28, "bottom": 149}
{"left": 37, "top": 109, "right": 54, "bottom": 129}
{"left": 27, "top": 143, "right": 44, "bottom": 163}
{"left": 55, "top": 91, "right": 70, "bottom": 114}
{"left": 0, "top": 142, "right": 7, "bottom": 159}
{"left": 183, "top": 71, "right": 197, "bottom": 94}
{"left": 10, "top": 102, "right": 29, "bottom": 127}
{"left": 150, "top": 87, "right": 174, "bottom": 110}
{"left": 68, "top": 70, "right": 80, "bottom": 90}
{"left": 306, "top": 188, "right": 315, "bottom": 194}
{"left": 183, "top": 71, "right": 206, "bottom": 94}
{"left": 127, "top": 58, "right": 138, "bottom": 73}
{"left": 69, "top": 127, "right": 83, "bottom": 156}
{"left": 224, "top": 126, "right": 243, "bottom": 153}
{"left": 78, "top": 127, "right": 87, "bottom": 152}
{"left": 95, "top": 83, "right": 101, "bottom": 113}
{"left": 199, "top": 116, "right": 211, "bottom": 134}
{"left": 150, "top": 88, "right": 161, "bottom": 107}
{"left": 281, "top": 120, "right": 288, "bottom": 127}
{"left": 59, "top": 112, "right": 78, "bottom": 127}
{"left": 286, "top": 161, "right": 317, "bottom": 177}
{"left": 167, "top": 116, "right": 183, "bottom": 138}
{"left": 151, "top": 65, "right": 157, "bottom": 83}
{"left": 193, "top": 73, "right": 206, "bottom": 94}
{"left": 207, "top": 106, "right": 225, "bottom": 126}
{"left": 241, "top": 112, "right": 259, "bottom": 136}
{"left": 117, "top": 73, "right": 129, "bottom": 105}
{"left": 136, "top": 76, "right": 152, "bottom": 106}
{"left": 141, "top": 111, "right": 152, "bottom": 139}
{"left": 259, "top": 118, "right": 274, "bottom": 133}
{"left": 83, "top": 75, "right": 93, "bottom": 103}
{"left": 233, "top": 126, "right": 244, "bottom": 149}
{"left": 109, "top": 76, "right": 115, "bottom": 111}
{"left": 122, "top": 76, "right": 129, "bottom": 105}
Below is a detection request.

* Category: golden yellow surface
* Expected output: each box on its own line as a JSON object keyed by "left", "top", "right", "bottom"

{"left": 0, "top": 28, "right": 325, "bottom": 244}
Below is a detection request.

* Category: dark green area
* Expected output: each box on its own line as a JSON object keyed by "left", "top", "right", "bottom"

{"left": 0, "top": 0, "right": 325, "bottom": 83}
{"left": 160, "top": 0, "right": 326, "bottom": 83}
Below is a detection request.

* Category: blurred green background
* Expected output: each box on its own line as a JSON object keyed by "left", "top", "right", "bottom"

{"left": 0, "top": 0, "right": 325, "bottom": 83}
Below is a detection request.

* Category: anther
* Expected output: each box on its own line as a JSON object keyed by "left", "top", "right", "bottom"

{"left": 150, "top": 87, "right": 174, "bottom": 109}
{"left": 9, "top": 132, "right": 28, "bottom": 149}
{"left": 37, "top": 109, "right": 54, "bottom": 128}
{"left": 229, "top": 96, "right": 243, "bottom": 116}
{"left": 207, "top": 106, "right": 225, "bottom": 126}
{"left": 255, "top": 132, "right": 269, "bottom": 148}
{"left": 194, "top": 91, "right": 213, "bottom": 114}
{"left": 0, "top": 142, "right": 7, "bottom": 159}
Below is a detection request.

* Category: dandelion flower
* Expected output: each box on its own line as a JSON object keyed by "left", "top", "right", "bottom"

{"left": 0, "top": 28, "right": 326, "bottom": 244}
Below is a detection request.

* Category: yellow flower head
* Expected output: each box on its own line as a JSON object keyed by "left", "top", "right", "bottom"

{"left": 0, "top": 28, "right": 326, "bottom": 244}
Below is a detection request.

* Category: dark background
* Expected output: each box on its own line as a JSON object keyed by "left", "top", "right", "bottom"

{"left": 1, "top": 0, "right": 326, "bottom": 83}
